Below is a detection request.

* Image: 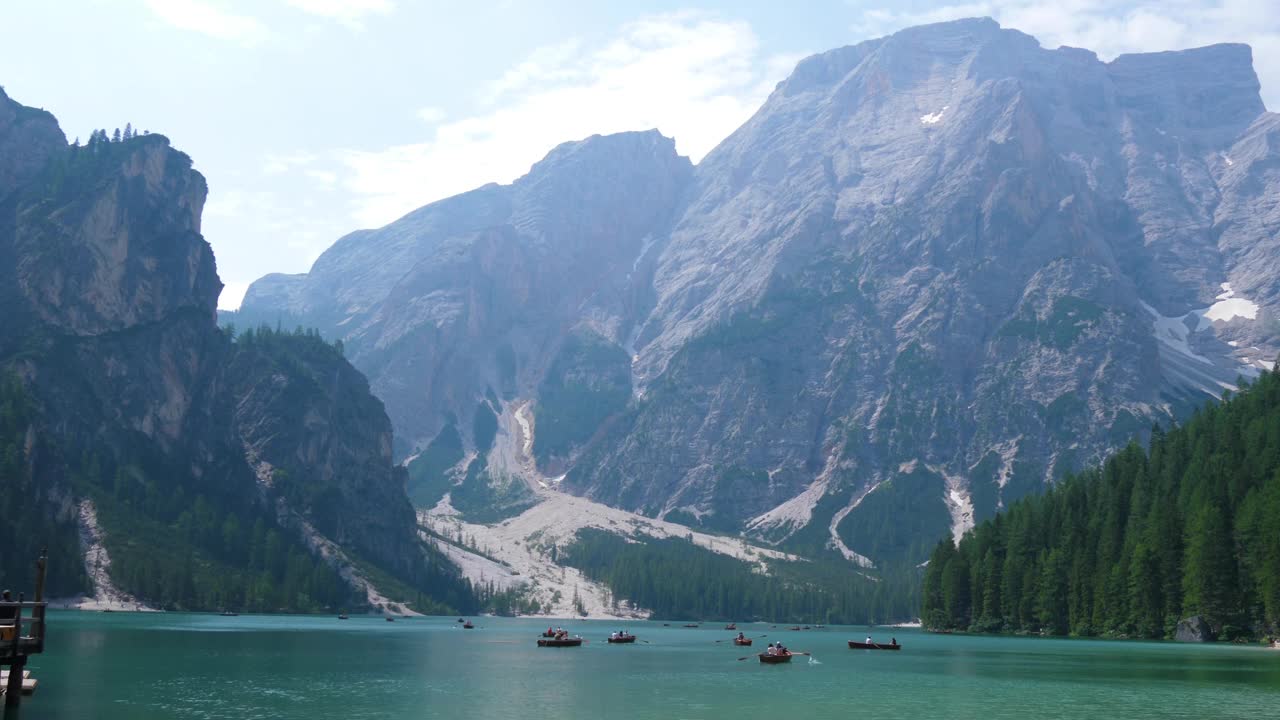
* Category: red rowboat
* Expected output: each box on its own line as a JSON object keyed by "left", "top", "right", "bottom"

{"left": 848, "top": 641, "right": 900, "bottom": 650}
{"left": 733, "top": 638, "right": 753, "bottom": 646}
{"left": 758, "top": 652, "right": 793, "bottom": 664}
{"left": 607, "top": 635, "right": 636, "bottom": 644}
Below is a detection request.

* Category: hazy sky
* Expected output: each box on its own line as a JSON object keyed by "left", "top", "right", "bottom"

{"left": 3, "top": 1, "right": 1277, "bottom": 309}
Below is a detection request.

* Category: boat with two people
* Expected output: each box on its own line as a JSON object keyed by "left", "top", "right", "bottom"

{"left": 849, "top": 636, "right": 900, "bottom": 650}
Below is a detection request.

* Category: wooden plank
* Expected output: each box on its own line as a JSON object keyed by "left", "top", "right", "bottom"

{"left": 0, "top": 670, "right": 31, "bottom": 679}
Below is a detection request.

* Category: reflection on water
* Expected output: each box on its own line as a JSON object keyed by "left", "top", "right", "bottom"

{"left": 15, "top": 612, "right": 1280, "bottom": 720}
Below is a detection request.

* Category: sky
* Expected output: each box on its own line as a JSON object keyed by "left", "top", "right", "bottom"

{"left": 2, "top": 2, "right": 1277, "bottom": 310}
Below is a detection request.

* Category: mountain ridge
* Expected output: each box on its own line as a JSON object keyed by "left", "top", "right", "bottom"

{"left": 236, "top": 18, "right": 1280, "bottom": 573}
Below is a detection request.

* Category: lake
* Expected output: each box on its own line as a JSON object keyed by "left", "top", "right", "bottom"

{"left": 13, "top": 612, "right": 1280, "bottom": 719}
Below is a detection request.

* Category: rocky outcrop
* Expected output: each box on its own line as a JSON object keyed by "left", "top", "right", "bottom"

{"left": 1175, "top": 615, "right": 1217, "bottom": 642}
{"left": 238, "top": 19, "right": 1280, "bottom": 568}
{"left": 0, "top": 88, "right": 472, "bottom": 612}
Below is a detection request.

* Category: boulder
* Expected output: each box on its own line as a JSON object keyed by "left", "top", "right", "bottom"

{"left": 1175, "top": 615, "right": 1217, "bottom": 642}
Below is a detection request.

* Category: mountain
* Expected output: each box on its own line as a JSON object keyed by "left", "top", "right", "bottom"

{"left": 235, "top": 18, "right": 1280, "bottom": 573}
{"left": 922, "top": 366, "right": 1280, "bottom": 641}
{"left": 0, "top": 86, "right": 474, "bottom": 614}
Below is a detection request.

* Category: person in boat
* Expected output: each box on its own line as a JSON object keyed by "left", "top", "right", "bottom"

{"left": 766, "top": 642, "right": 776, "bottom": 655}
{"left": 777, "top": 643, "right": 787, "bottom": 655}
{"left": 892, "top": 637, "right": 897, "bottom": 646}
{"left": 737, "top": 632, "right": 746, "bottom": 640}
{"left": 866, "top": 635, "right": 873, "bottom": 645}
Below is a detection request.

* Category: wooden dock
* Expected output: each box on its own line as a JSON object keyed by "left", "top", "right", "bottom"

{"left": 1, "top": 551, "right": 50, "bottom": 710}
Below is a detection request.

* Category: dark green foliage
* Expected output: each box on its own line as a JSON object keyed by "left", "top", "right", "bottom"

{"left": 999, "top": 296, "right": 1105, "bottom": 349}
{"left": 473, "top": 402, "right": 498, "bottom": 454}
{"left": 448, "top": 457, "right": 533, "bottom": 524}
{"left": 837, "top": 466, "right": 953, "bottom": 566}
{"left": 533, "top": 330, "right": 631, "bottom": 465}
{"left": 405, "top": 421, "right": 464, "bottom": 509}
{"left": 923, "top": 366, "right": 1280, "bottom": 640}
{"left": 0, "top": 375, "right": 86, "bottom": 596}
{"left": 562, "top": 528, "right": 920, "bottom": 623}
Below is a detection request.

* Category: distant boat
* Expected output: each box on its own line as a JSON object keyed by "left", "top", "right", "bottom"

{"left": 338, "top": 614, "right": 349, "bottom": 620}
{"left": 759, "top": 651, "right": 793, "bottom": 664}
{"left": 683, "top": 623, "right": 699, "bottom": 628}
{"left": 848, "top": 640, "right": 900, "bottom": 650}
{"left": 385, "top": 616, "right": 396, "bottom": 622}
{"left": 537, "top": 637, "right": 583, "bottom": 647}
{"left": 734, "top": 637, "right": 753, "bottom": 646}
{"left": 787, "top": 626, "right": 802, "bottom": 631}
{"left": 607, "top": 634, "right": 636, "bottom": 643}
{"left": 724, "top": 623, "right": 737, "bottom": 630}
{"left": 220, "top": 610, "right": 238, "bottom": 617}
{"left": 457, "top": 618, "right": 465, "bottom": 623}
{"left": 463, "top": 621, "right": 475, "bottom": 629}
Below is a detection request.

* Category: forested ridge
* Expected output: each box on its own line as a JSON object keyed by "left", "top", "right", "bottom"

{"left": 563, "top": 528, "right": 919, "bottom": 623}
{"left": 922, "top": 365, "right": 1280, "bottom": 641}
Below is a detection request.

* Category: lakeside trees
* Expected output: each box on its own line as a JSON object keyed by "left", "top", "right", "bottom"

{"left": 923, "top": 365, "right": 1280, "bottom": 640}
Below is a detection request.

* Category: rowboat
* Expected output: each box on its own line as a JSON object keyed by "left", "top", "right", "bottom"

{"left": 463, "top": 622, "right": 475, "bottom": 629}
{"left": 848, "top": 641, "right": 900, "bottom": 650}
{"left": 733, "top": 638, "right": 753, "bottom": 646}
{"left": 385, "top": 616, "right": 396, "bottom": 622}
{"left": 538, "top": 637, "right": 583, "bottom": 647}
{"left": 759, "top": 651, "right": 793, "bottom": 664}
{"left": 683, "top": 624, "right": 700, "bottom": 628}
{"left": 607, "top": 635, "right": 636, "bottom": 643}
{"left": 337, "top": 614, "right": 349, "bottom": 620}
{"left": 724, "top": 623, "right": 737, "bottom": 630}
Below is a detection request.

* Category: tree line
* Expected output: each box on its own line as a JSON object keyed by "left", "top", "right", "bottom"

{"left": 922, "top": 364, "right": 1280, "bottom": 641}
{"left": 563, "top": 528, "right": 919, "bottom": 623}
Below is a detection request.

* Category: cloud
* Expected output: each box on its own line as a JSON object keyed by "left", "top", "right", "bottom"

{"left": 416, "top": 106, "right": 446, "bottom": 124}
{"left": 262, "top": 151, "right": 319, "bottom": 175}
{"left": 143, "top": 0, "right": 269, "bottom": 46}
{"left": 281, "top": 0, "right": 394, "bottom": 28}
{"left": 850, "top": 0, "right": 1280, "bottom": 109}
{"left": 336, "top": 12, "right": 800, "bottom": 228}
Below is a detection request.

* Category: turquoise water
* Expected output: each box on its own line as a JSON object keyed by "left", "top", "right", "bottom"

{"left": 13, "top": 612, "right": 1280, "bottom": 719}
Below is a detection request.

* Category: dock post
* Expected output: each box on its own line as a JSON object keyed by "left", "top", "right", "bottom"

{"left": 3, "top": 657, "right": 23, "bottom": 708}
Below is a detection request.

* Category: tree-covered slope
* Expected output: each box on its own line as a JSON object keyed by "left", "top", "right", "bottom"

{"left": 922, "top": 365, "right": 1280, "bottom": 640}
{"left": 0, "top": 86, "right": 477, "bottom": 614}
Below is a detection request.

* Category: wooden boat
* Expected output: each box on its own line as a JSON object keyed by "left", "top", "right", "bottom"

{"left": 219, "top": 610, "right": 238, "bottom": 617}
{"left": 607, "top": 634, "right": 636, "bottom": 643}
{"left": 758, "top": 651, "right": 793, "bottom": 664}
{"left": 787, "top": 626, "right": 801, "bottom": 631}
{"left": 848, "top": 641, "right": 900, "bottom": 650}
{"left": 538, "top": 637, "right": 583, "bottom": 647}
{"left": 724, "top": 623, "right": 737, "bottom": 630}
{"left": 338, "top": 614, "right": 349, "bottom": 620}
{"left": 457, "top": 618, "right": 465, "bottom": 623}
{"left": 683, "top": 623, "right": 700, "bottom": 628}
{"left": 733, "top": 638, "right": 753, "bottom": 646}
{"left": 386, "top": 616, "right": 396, "bottom": 622}
{"left": 463, "top": 621, "right": 475, "bottom": 629}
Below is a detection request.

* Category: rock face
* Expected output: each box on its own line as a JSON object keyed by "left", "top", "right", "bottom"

{"left": 1175, "top": 615, "right": 1217, "bottom": 642}
{"left": 238, "top": 19, "right": 1280, "bottom": 568}
{"left": 0, "top": 87, "right": 470, "bottom": 610}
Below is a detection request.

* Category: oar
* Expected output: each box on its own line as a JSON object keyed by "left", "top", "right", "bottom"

{"left": 736, "top": 653, "right": 758, "bottom": 661}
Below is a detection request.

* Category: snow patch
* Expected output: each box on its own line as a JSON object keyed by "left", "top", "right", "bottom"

{"left": 920, "top": 106, "right": 948, "bottom": 125}
{"left": 1199, "top": 283, "right": 1258, "bottom": 325}
{"left": 1142, "top": 301, "right": 1212, "bottom": 365}
{"left": 1222, "top": 153, "right": 1235, "bottom": 166}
